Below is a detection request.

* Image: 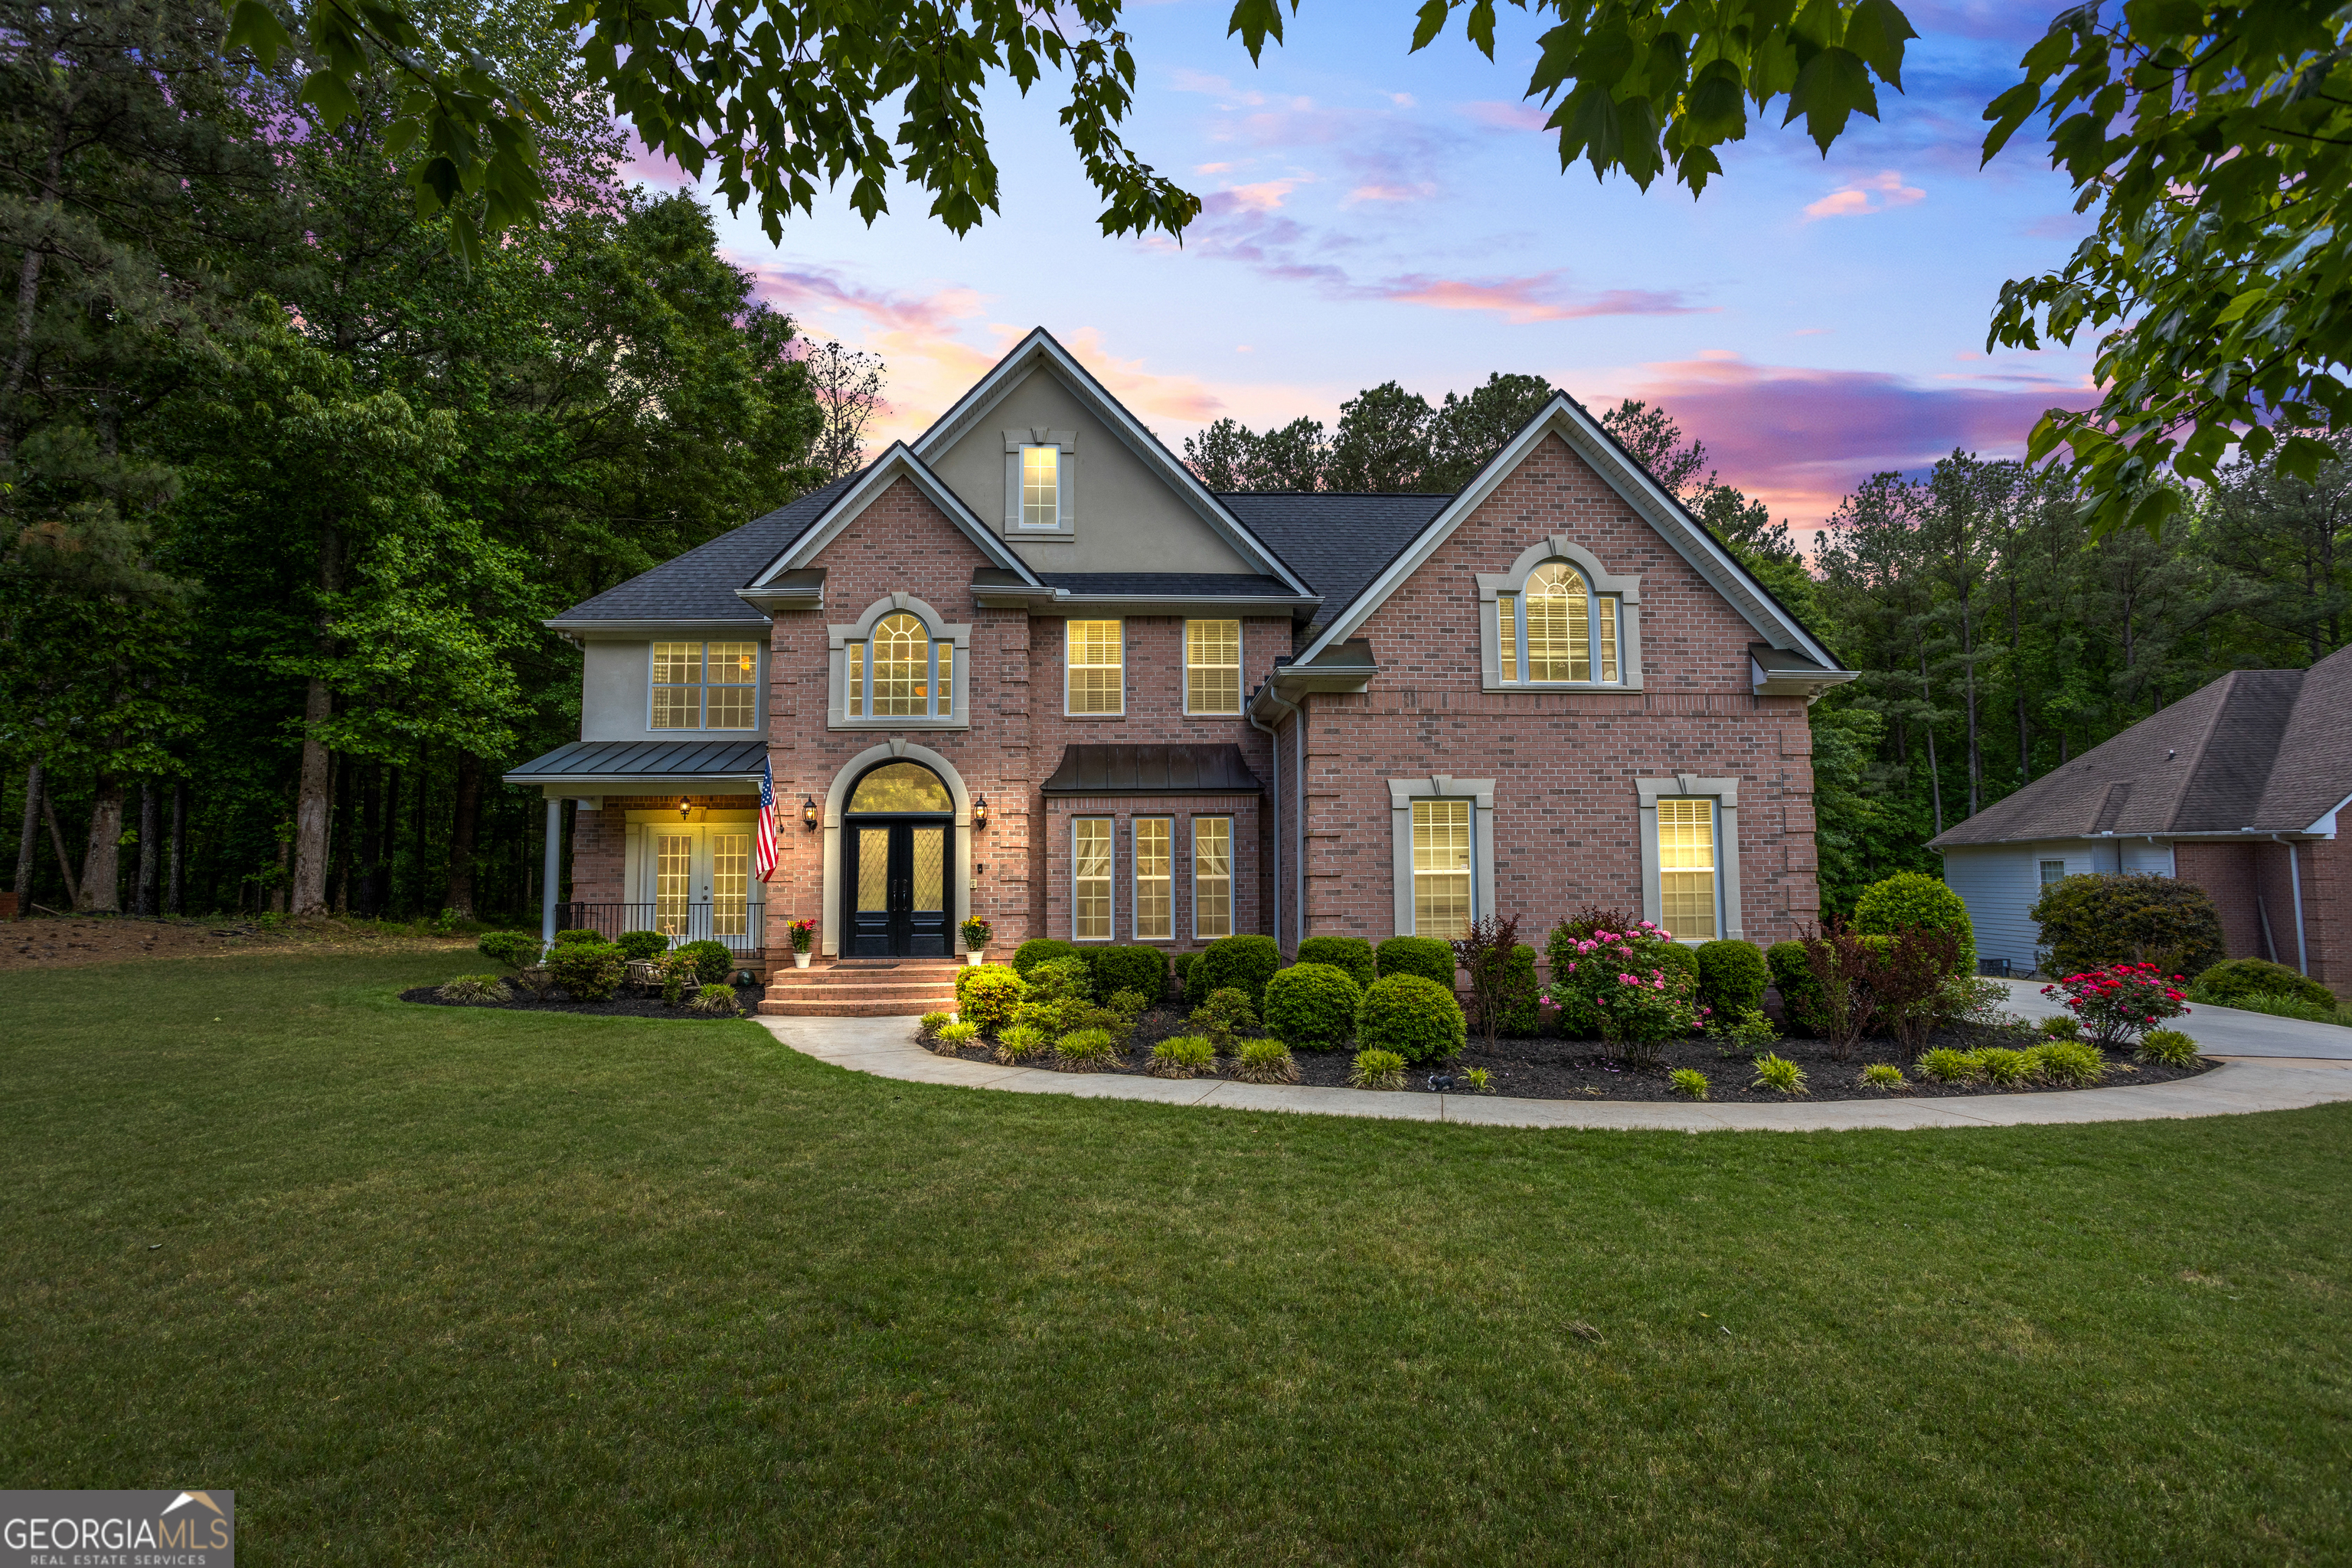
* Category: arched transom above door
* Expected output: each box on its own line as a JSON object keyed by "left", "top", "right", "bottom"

{"left": 848, "top": 761, "right": 952, "bottom": 813}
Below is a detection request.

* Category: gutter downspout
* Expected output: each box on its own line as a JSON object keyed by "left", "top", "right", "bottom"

{"left": 1250, "top": 685, "right": 1299, "bottom": 952}
{"left": 2273, "top": 835, "right": 2309, "bottom": 976}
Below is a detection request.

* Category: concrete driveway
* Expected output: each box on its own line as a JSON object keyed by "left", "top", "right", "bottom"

{"left": 1994, "top": 978, "right": 2352, "bottom": 1061}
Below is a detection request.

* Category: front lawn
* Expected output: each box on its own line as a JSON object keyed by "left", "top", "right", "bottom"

{"left": 4, "top": 954, "right": 2347, "bottom": 1563}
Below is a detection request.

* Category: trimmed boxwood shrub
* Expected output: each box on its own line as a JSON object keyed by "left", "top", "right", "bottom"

{"left": 1491, "top": 943, "right": 1541, "bottom": 1037}
{"left": 1695, "top": 938, "right": 1770, "bottom": 1016}
{"left": 1262, "top": 962, "right": 1363, "bottom": 1050}
{"left": 1087, "top": 944, "right": 1168, "bottom": 1004}
{"left": 477, "top": 930, "right": 543, "bottom": 969}
{"left": 1375, "top": 936, "right": 1455, "bottom": 989}
{"left": 1355, "top": 972, "right": 1466, "bottom": 1065}
{"left": 615, "top": 929, "right": 671, "bottom": 962}
{"left": 1191, "top": 934, "right": 1282, "bottom": 1006}
{"left": 1294, "top": 936, "right": 1376, "bottom": 988}
{"left": 2030, "top": 871, "right": 2224, "bottom": 979}
{"left": 2191, "top": 956, "right": 2334, "bottom": 1008}
{"left": 554, "top": 928, "right": 603, "bottom": 946}
{"left": 1766, "top": 940, "right": 1821, "bottom": 1036}
{"left": 1172, "top": 952, "right": 1200, "bottom": 995}
{"left": 546, "top": 941, "right": 624, "bottom": 1001}
{"left": 955, "top": 963, "right": 1027, "bottom": 1030}
{"left": 1012, "top": 938, "right": 1083, "bottom": 978}
{"left": 1645, "top": 939, "right": 1700, "bottom": 988}
{"left": 1854, "top": 871, "right": 1976, "bottom": 976}
{"left": 1025, "top": 956, "right": 1094, "bottom": 1003}
{"left": 676, "top": 940, "right": 735, "bottom": 985}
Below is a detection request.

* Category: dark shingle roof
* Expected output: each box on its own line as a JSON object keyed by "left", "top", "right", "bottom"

{"left": 1214, "top": 492, "right": 1455, "bottom": 643}
{"left": 1929, "top": 642, "right": 2352, "bottom": 846}
{"left": 502, "top": 738, "right": 769, "bottom": 782}
{"left": 551, "top": 472, "right": 862, "bottom": 622}
{"left": 1041, "top": 743, "right": 1265, "bottom": 795}
{"left": 1037, "top": 572, "right": 1301, "bottom": 597}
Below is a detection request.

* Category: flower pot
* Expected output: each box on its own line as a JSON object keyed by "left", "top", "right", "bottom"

{"left": 966, "top": 950, "right": 985, "bottom": 967}
{"left": 792, "top": 950, "right": 811, "bottom": 969}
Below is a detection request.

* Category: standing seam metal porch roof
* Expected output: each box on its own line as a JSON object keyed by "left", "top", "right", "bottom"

{"left": 1041, "top": 744, "right": 1265, "bottom": 795}
{"left": 503, "top": 738, "right": 769, "bottom": 783}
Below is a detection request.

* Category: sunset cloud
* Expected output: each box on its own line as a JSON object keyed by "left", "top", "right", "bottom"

{"left": 1802, "top": 170, "right": 1925, "bottom": 221}
{"left": 1220, "top": 178, "right": 1309, "bottom": 212}
{"left": 1459, "top": 100, "right": 1550, "bottom": 133}
{"left": 1381, "top": 273, "right": 1704, "bottom": 324}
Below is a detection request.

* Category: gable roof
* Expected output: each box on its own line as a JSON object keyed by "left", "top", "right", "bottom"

{"left": 1285, "top": 394, "right": 1846, "bottom": 674}
{"left": 1929, "top": 642, "right": 2352, "bottom": 847}
{"left": 911, "top": 328, "right": 1314, "bottom": 596}
{"left": 1216, "top": 492, "right": 1456, "bottom": 643}
{"left": 745, "top": 443, "right": 1042, "bottom": 587}
{"left": 549, "top": 472, "right": 861, "bottom": 628}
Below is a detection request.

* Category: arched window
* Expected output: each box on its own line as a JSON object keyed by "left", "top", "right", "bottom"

{"left": 1496, "top": 560, "right": 1619, "bottom": 685}
{"left": 847, "top": 611, "right": 953, "bottom": 720}
{"left": 848, "top": 761, "right": 952, "bottom": 813}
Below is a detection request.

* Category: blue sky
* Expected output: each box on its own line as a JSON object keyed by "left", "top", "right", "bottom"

{"left": 648, "top": 1, "right": 2099, "bottom": 528}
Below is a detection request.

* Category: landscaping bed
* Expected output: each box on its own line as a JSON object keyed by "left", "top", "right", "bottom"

{"left": 924, "top": 1004, "right": 2216, "bottom": 1102}
{"left": 400, "top": 979, "right": 765, "bottom": 1019}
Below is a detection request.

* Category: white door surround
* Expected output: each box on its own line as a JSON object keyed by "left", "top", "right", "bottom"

{"left": 818, "top": 741, "right": 974, "bottom": 957}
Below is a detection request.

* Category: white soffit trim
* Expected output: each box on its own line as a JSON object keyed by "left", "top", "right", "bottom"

{"left": 1292, "top": 394, "right": 1843, "bottom": 671}
{"left": 2305, "top": 789, "right": 2352, "bottom": 838}
{"left": 745, "top": 443, "right": 1040, "bottom": 586}
{"left": 910, "top": 328, "right": 1315, "bottom": 597}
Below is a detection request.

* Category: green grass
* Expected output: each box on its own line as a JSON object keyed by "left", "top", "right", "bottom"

{"left": 5, "top": 954, "right": 2350, "bottom": 1564}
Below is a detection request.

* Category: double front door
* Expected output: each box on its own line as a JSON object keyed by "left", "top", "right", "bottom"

{"left": 845, "top": 818, "right": 950, "bottom": 957}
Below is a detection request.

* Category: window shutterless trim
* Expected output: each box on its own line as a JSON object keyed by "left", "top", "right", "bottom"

{"left": 1191, "top": 815, "right": 1233, "bottom": 940}
{"left": 1064, "top": 618, "right": 1125, "bottom": 717}
{"left": 1183, "top": 619, "right": 1243, "bottom": 716}
{"left": 1133, "top": 816, "right": 1174, "bottom": 941}
{"left": 648, "top": 640, "right": 762, "bottom": 732}
{"left": 827, "top": 593, "right": 971, "bottom": 730}
{"left": 1072, "top": 815, "right": 1115, "bottom": 942}
{"left": 1475, "top": 536, "right": 1643, "bottom": 691}
{"left": 1635, "top": 776, "right": 1742, "bottom": 942}
{"left": 1385, "top": 777, "right": 1494, "bottom": 939}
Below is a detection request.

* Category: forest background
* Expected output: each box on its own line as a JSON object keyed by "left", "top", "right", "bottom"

{"left": 5, "top": 1, "right": 2347, "bottom": 926}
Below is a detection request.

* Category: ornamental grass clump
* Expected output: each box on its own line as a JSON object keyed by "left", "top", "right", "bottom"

{"left": 1916, "top": 1047, "right": 1978, "bottom": 1083}
{"left": 2030, "top": 1040, "right": 2108, "bottom": 1086}
{"left": 1348, "top": 1048, "right": 1408, "bottom": 1090}
{"left": 1233, "top": 1037, "right": 1302, "bottom": 1083}
{"left": 1857, "top": 1063, "right": 1909, "bottom": 1092}
{"left": 1262, "top": 962, "right": 1362, "bottom": 1050}
{"left": 1668, "top": 1067, "right": 1710, "bottom": 1100}
{"left": 687, "top": 983, "right": 741, "bottom": 1016}
{"left": 1148, "top": 1036, "right": 1218, "bottom": 1079}
{"left": 2138, "top": 1028, "right": 2203, "bottom": 1067}
{"left": 1054, "top": 1027, "right": 1120, "bottom": 1069}
{"left": 934, "top": 1019, "right": 979, "bottom": 1045}
{"left": 436, "top": 974, "right": 511, "bottom": 1004}
{"left": 1974, "top": 1047, "right": 2033, "bottom": 1086}
{"left": 1458, "top": 1066, "right": 1494, "bottom": 1093}
{"left": 995, "top": 1025, "right": 1048, "bottom": 1063}
{"left": 917, "top": 1011, "right": 953, "bottom": 1037}
{"left": 2041, "top": 961, "right": 2190, "bottom": 1048}
{"left": 1749, "top": 1053, "right": 1808, "bottom": 1095}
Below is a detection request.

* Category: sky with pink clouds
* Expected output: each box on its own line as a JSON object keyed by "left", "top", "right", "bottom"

{"left": 641, "top": 1, "right": 2098, "bottom": 529}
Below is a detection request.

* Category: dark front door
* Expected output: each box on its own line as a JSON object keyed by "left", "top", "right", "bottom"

{"left": 845, "top": 818, "right": 951, "bottom": 957}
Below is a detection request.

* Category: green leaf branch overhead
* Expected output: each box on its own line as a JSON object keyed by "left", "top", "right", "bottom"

{"left": 1983, "top": 2, "right": 2352, "bottom": 538}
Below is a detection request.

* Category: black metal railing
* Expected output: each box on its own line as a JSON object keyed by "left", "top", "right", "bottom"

{"left": 560, "top": 902, "right": 765, "bottom": 953}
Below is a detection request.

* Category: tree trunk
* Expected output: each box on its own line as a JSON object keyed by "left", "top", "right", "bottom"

{"left": 354, "top": 761, "right": 381, "bottom": 918}
{"left": 1917, "top": 648, "right": 1944, "bottom": 838}
{"left": 42, "top": 794, "right": 79, "bottom": 906}
{"left": 289, "top": 521, "right": 343, "bottom": 918}
{"left": 78, "top": 773, "right": 122, "bottom": 911}
{"left": 13, "top": 761, "right": 39, "bottom": 900}
{"left": 135, "top": 776, "right": 158, "bottom": 916}
{"left": 168, "top": 779, "right": 186, "bottom": 916}
{"left": 411, "top": 748, "right": 431, "bottom": 916}
{"left": 443, "top": 753, "right": 482, "bottom": 920}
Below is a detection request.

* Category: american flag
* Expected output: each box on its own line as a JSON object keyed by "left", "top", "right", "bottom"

{"left": 754, "top": 756, "right": 780, "bottom": 882}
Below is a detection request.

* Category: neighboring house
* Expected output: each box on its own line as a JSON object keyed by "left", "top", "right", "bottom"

{"left": 504, "top": 328, "right": 1851, "bottom": 977}
{"left": 1929, "top": 641, "right": 2352, "bottom": 993}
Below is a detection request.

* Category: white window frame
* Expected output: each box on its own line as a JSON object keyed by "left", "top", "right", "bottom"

{"left": 826, "top": 593, "right": 971, "bottom": 731}
{"left": 648, "top": 641, "right": 762, "bottom": 732}
{"left": 1064, "top": 619, "right": 1125, "bottom": 717}
{"left": 1073, "top": 816, "right": 1115, "bottom": 943}
{"left": 2038, "top": 858, "right": 2067, "bottom": 888}
{"left": 1191, "top": 815, "right": 1234, "bottom": 940}
{"left": 1475, "top": 536, "right": 1643, "bottom": 691}
{"left": 1636, "top": 776, "right": 1742, "bottom": 942}
{"left": 1133, "top": 816, "right": 1174, "bottom": 942}
{"left": 1184, "top": 619, "right": 1243, "bottom": 716}
{"left": 1002, "top": 428, "right": 1076, "bottom": 539}
{"left": 1386, "top": 777, "right": 1494, "bottom": 939}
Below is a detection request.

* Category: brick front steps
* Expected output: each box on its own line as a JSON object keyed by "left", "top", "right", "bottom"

{"left": 760, "top": 959, "right": 964, "bottom": 1018}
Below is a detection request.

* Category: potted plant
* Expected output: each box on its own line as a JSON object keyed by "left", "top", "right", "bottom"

{"left": 787, "top": 917, "right": 817, "bottom": 969}
{"left": 960, "top": 916, "right": 992, "bottom": 966}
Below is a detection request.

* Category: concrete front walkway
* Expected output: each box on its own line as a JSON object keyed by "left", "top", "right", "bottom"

{"left": 1991, "top": 977, "right": 2352, "bottom": 1060}
{"left": 756, "top": 1016, "right": 2352, "bottom": 1132}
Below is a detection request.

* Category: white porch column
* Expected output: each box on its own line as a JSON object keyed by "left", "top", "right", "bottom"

{"left": 541, "top": 797, "right": 564, "bottom": 945}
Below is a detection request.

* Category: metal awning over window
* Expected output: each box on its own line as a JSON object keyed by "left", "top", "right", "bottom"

{"left": 1040, "top": 744, "right": 1264, "bottom": 797}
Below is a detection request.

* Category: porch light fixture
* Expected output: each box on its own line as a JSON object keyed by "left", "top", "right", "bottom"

{"left": 801, "top": 795, "right": 820, "bottom": 831}
{"left": 972, "top": 793, "right": 990, "bottom": 830}
{"left": 677, "top": 796, "right": 692, "bottom": 820}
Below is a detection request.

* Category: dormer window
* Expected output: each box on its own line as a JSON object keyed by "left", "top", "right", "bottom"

{"left": 847, "top": 612, "right": 952, "bottom": 719}
{"left": 1020, "top": 445, "right": 1060, "bottom": 528}
{"left": 1496, "top": 561, "right": 1619, "bottom": 684}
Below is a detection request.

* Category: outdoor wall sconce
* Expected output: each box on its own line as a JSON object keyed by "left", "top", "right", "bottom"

{"left": 801, "top": 795, "right": 820, "bottom": 831}
{"left": 676, "top": 797, "right": 692, "bottom": 820}
{"left": 972, "top": 793, "right": 990, "bottom": 830}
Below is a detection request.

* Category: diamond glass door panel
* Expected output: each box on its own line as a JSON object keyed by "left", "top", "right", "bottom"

{"left": 655, "top": 834, "right": 694, "bottom": 936}
{"left": 710, "top": 832, "right": 750, "bottom": 937}
{"left": 906, "top": 825, "right": 949, "bottom": 956}
{"left": 845, "top": 819, "right": 952, "bottom": 957}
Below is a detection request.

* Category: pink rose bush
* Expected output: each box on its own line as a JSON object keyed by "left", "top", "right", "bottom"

{"left": 2040, "top": 962, "right": 2190, "bottom": 1048}
{"left": 1546, "top": 922, "right": 1701, "bottom": 1064}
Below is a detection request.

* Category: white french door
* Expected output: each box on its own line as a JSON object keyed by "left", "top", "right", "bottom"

{"left": 640, "top": 825, "right": 758, "bottom": 940}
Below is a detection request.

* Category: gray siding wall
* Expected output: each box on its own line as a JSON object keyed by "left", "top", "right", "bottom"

{"left": 1942, "top": 838, "right": 2176, "bottom": 974}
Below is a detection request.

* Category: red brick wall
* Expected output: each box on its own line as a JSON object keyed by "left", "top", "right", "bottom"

{"left": 2302, "top": 834, "right": 2346, "bottom": 997}
{"left": 569, "top": 795, "right": 760, "bottom": 906}
{"left": 2167, "top": 838, "right": 2345, "bottom": 996}
{"left": 1299, "top": 433, "right": 1819, "bottom": 945}
{"left": 2173, "top": 841, "right": 2261, "bottom": 962}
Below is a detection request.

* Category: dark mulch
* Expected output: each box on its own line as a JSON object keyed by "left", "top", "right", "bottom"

{"left": 400, "top": 980, "right": 765, "bottom": 1019}
{"left": 924, "top": 1004, "right": 2216, "bottom": 1102}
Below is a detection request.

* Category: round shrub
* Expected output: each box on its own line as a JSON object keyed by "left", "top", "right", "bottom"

{"left": 545, "top": 941, "right": 624, "bottom": 1001}
{"left": 1192, "top": 934, "right": 1282, "bottom": 1007}
{"left": 2190, "top": 956, "right": 2334, "bottom": 1008}
{"left": 1263, "top": 962, "right": 1364, "bottom": 1050}
{"left": 1354, "top": 972, "right": 1466, "bottom": 1065}
{"left": 675, "top": 939, "right": 735, "bottom": 985}
{"left": 1766, "top": 940, "right": 1822, "bottom": 1036}
{"left": 615, "top": 929, "right": 671, "bottom": 962}
{"left": 955, "top": 963, "right": 1027, "bottom": 1030}
{"left": 1375, "top": 936, "right": 1456, "bottom": 990}
{"left": 1854, "top": 871, "right": 1976, "bottom": 976}
{"left": 2030, "top": 871, "right": 2223, "bottom": 979}
{"left": 1024, "top": 956, "right": 1095, "bottom": 1004}
{"left": 476, "top": 930, "right": 543, "bottom": 969}
{"left": 1295, "top": 936, "right": 1376, "bottom": 988}
{"left": 1012, "top": 938, "right": 1083, "bottom": 978}
{"left": 1087, "top": 943, "right": 1169, "bottom": 1004}
{"left": 554, "top": 928, "right": 604, "bottom": 946}
{"left": 1695, "top": 939, "right": 1769, "bottom": 1016}
{"left": 1642, "top": 939, "right": 1700, "bottom": 989}
{"left": 1172, "top": 952, "right": 1200, "bottom": 994}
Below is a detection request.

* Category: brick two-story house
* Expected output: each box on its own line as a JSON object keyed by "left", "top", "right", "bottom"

{"left": 505, "top": 330, "right": 1850, "bottom": 995}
